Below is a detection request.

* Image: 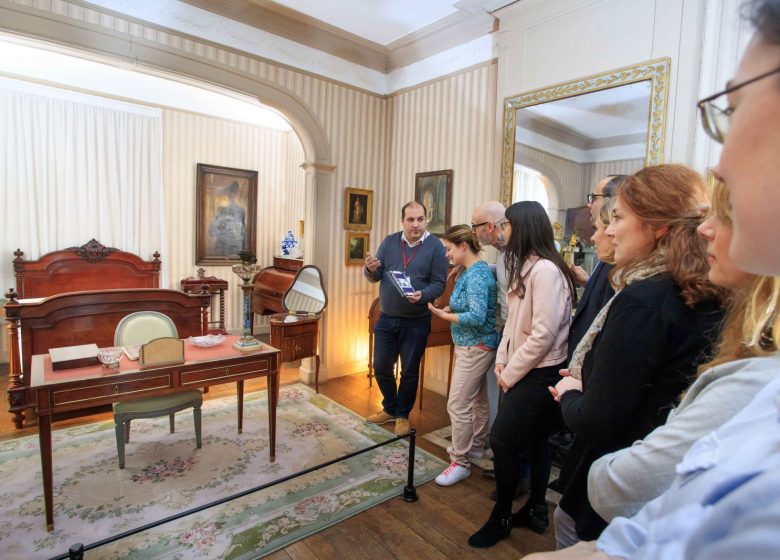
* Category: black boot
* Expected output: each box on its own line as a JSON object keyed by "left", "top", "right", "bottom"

{"left": 511, "top": 502, "right": 549, "bottom": 534}
{"left": 468, "top": 511, "right": 512, "bottom": 548}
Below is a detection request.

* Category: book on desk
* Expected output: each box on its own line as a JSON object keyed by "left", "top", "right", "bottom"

{"left": 48, "top": 344, "right": 100, "bottom": 370}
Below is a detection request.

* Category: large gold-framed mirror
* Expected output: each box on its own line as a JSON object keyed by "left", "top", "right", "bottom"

{"left": 499, "top": 58, "right": 671, "bottom": 213}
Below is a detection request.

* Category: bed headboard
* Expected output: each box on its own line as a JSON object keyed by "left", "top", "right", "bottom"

{"left": 4, "top": 288, "right": 211, "bottom": 429}
{"left": 13, "top": 239, "right": 161, "bottom": 299}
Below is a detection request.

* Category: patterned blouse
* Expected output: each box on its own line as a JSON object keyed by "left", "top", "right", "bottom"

{"left": 450, "top": 260, "right": 498, "bottom": 348}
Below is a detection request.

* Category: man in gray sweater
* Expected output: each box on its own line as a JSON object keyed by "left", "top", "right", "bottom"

{"left": 364, "top": 201, "right": 449, "bottom": 436}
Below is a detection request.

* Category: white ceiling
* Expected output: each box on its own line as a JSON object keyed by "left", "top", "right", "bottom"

{"left": 273, "top": 0, "right": 460, "bottom": 45}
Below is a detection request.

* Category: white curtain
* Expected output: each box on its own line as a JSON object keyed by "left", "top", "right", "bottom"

{"left": 513, "top": 164, "right": 549, "bottom": 208}
{"left": 0, "top": 77, "right": 165, "bottom": 293}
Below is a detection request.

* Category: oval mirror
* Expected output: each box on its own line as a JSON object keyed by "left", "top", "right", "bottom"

{"left": 282, "top": 265, "right": 327, "bottom": 315}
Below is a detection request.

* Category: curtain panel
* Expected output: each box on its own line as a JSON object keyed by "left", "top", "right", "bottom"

{"left": 0, "top": 77, "right": 165, "bottom": 291}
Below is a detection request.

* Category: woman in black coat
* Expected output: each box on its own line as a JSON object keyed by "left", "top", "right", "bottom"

{"left": 550, "top": 164, "right": 724, "bottom": 547}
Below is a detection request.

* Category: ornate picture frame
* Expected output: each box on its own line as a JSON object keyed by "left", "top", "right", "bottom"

{"left": 345, "top": 232, "right": 369, "bottom": 266}
{"left": 195, "top": 163, "right": 258, "bottom": 265}
{"left": 499, "top": 58, "right": 671, "bottom": 207}
{"left": 414, "top": 169, "right": 453, "bottom": 236}
{"left": 344, "top": 187, "right": 373, "bottom": 231}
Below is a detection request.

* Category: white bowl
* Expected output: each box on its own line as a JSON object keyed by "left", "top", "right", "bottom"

{"left": 98, "top": 346, "right": 123, "bottom": 367}
{"left": 187, "top": 334, "right": 225, "bottom": 348}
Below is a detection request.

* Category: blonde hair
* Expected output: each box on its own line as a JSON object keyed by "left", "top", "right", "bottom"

{"left": 612, "top": 164, "right": 720, "bottom": 307}
{"left": 441, "top": 224, "right": 480, "bottom": 253}
{"left": 594, "top": 197, "right": 617, "bottom": 263}
{"left": 698, "top": 179, "right": 779, "bottom": 372}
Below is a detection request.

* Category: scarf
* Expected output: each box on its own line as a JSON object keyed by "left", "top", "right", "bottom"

{"left": 568, "top": 262, "right": 667, "bottom": 380}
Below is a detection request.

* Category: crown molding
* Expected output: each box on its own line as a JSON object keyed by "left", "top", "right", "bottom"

{"left": 181, "top": 0, "right": 389, "bottom": 72}
{"left": 386, "top": 9, "right": 497, "bottom": 71}
{"left": 181, "top": 0, "right": 499, "bottom": 75}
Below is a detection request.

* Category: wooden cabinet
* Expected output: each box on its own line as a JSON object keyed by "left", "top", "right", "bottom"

{"left": 269, "top": 313, "right": 321, "bottom": 392}
{"left": 252, "top": 257, "right": 304, "bottom": 316}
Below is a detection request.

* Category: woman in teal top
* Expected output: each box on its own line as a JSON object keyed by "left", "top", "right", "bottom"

{"left": 429, "top": 224, "right": 498, "bottom": 486}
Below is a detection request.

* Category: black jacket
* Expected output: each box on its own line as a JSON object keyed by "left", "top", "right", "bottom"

{"left": 568, "top": 262, "right": 615, "bottom": 361}
{"left": 558, "top": 275, "right": 723, "bottom": 540}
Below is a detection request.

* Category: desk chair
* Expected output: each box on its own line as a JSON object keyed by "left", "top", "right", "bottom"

{"left": 113, "top": 311, "right": 202, "bottom": 469}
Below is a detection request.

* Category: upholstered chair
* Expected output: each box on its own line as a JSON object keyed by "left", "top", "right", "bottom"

{"left": 112, "top": 311, "right": 202, "bottom": 469}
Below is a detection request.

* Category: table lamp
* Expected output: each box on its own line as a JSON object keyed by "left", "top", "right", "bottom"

{"left": 232, "top": 250, "right": 261, "bottom": 352}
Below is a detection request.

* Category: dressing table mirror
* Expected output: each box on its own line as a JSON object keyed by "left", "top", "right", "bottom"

{"left": 269, "top": 265, "right": 327, "bottom": 392}
{"left": 499, "top": 58, "right": 671, "bottom": 274}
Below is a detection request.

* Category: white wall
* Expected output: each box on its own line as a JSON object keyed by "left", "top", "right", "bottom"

{"left": 494, "top": 0, "right": 708, "bottom": 177}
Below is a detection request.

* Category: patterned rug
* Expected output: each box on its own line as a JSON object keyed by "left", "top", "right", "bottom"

{"left": 0, "top": 384, "right": 445, "bottom": 559}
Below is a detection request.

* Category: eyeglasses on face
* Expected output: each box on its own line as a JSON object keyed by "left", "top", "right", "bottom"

{"left": 499, "top": 220, "right": 510, "bottom": 231}
{"left": 470, "top": 221, "right": 490, "bottom": 232}
{"left": 587, "top": 193, "right": 608, "bottom": 204}
{"left": 698, "top": 64, "right": 780, "bottom": 144}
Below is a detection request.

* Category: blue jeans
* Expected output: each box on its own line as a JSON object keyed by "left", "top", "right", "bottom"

{"left": 373, "top": 312, "right": 431, "bottom": 419}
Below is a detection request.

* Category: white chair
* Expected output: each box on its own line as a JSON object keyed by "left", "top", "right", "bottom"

{"left": 113, "top": 311, "right": 202, "bottom": 469}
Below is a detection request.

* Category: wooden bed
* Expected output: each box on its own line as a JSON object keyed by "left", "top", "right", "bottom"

{"left": 4, "top": 240, "right": 210, "bottom": 428}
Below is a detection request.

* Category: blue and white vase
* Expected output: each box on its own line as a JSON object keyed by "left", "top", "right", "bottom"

{"left": 280, "top": 230, "right": 298, "bottom": 256}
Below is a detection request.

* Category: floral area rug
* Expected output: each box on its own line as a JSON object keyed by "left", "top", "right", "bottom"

{"left": 0, "top": 384, "right": 445, "bottom": 559}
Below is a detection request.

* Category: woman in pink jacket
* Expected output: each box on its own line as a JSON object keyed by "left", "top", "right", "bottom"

{"left": 469, "top": 200, "right": 577, "bottom": 548}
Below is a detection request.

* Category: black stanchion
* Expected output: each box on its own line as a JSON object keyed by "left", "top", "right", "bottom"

{"left": 402, "top": 428, "right": 418, "bottom": 502}
{"left": 67, "top": 544, "right": 84, "bottom": 559}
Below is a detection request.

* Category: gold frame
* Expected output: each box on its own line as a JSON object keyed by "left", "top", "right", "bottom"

{"left": 345, "top": 232, "right": 370, "bottom": 266}
{"left": 344, "top": 187, "right": 373, "bottom": 230}
{"left": 499, "top": 57, "right": 671, "bottom": 207}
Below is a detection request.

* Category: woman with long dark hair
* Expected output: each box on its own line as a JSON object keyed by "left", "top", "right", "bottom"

{"left": 469, "top": 201, "right": 577, "bottom": 548}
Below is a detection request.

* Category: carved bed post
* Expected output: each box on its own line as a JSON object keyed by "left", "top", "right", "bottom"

{"left": 4, "top": 288, "right": 26, "bottom": 428}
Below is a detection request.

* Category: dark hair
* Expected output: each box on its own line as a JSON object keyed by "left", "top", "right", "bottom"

{"left": 503, "top": 201, "right": 577, "bottom": 302}
{"left": 603, "top": 174, "right": 628, "bottom": 198}
{"left": 746, "top": 0, "right": 780, "bottom": 43}
{"left": 401, "top": 201, "right": 427, "bottom": 219}
{"left": 441, "top": 224, "right": 480, "bottom": 253}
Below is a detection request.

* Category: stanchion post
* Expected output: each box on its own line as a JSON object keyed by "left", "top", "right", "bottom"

{"left": 68, "top": 543, "right": 84, "bottom": 559}
{"left": 402, "top": 428, "right": 419, "bottom": 503}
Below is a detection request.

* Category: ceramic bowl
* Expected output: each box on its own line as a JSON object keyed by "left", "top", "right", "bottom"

{"left": 187, "top": 334, "right": 225, "bottom": 348}
{"left": 97, "top": 346, "right": 123, "bottom": 367}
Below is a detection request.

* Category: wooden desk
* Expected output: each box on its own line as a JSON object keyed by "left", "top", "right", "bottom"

{"left": 30, "top": 335, "right": 280, "bottom": 530}
{"left": 269, "top": 313, "right": 320, "bottom": 392}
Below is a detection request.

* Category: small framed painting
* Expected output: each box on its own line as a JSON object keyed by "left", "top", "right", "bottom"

{"left": 415, "top": 169, "right": 452, "bottom": 235}
{"left": 345, "top": 232, "right": 370, "bottom": 266}
{"left": 344, "top": 187, "right": 373, "bottom": 230}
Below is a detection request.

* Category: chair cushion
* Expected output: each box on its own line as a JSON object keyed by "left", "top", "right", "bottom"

{"left": 113, "top": 390, "right": 202, "bottom": 415}
{"left": 115, "top": 311, "right": 178, "bottom": 346}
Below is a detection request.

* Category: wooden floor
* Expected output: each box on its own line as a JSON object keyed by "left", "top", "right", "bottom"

{"left": 0, "top": 363, "right": 556, "bottom": 558}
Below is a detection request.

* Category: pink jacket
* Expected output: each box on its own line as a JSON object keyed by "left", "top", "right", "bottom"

{"left": 496, "top": 255, "right": 572, "bottom": 388}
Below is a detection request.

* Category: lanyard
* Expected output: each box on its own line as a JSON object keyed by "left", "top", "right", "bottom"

{"left": 402, "top": 239, "right": 421, "bottom": 272}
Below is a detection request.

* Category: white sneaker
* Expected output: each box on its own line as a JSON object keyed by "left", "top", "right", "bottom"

{"left": 435, "top": 462, "right": 471, "bottom": 486}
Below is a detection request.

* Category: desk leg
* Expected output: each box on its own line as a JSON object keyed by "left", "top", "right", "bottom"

{"left": 367, "top": 334, "right": 374, "bottom": 387}
{"left": 237, "top": 380, "right": 244, "bottom": 434}
{"left": 268, "top": 373, "right": 278, "bottom": 462}
{"left": 39, "top": 413, "right": 54, "bottom": 531}
{"left": 418, "top": 351, "right": 426, "bottom": 411}
{"left": 315, "top": 354, "right": 320, "bottom": 393}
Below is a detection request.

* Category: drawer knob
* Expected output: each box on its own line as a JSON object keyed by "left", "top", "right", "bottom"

{"left": 113, "top": 385, "right": 119, "bottom": 394}
{"left": 225, "top": 367, "right": 230, "bottom": 376}
{"left": 294, "top": 344, "right": 301, "bottom": 353}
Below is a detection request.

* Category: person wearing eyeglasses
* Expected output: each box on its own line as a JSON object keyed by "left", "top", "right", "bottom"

{"left": 522, "top": 2, "right": 780, "bottom": 549}
{"left": 470, "top": 201, "right": 509, "bottom": 432}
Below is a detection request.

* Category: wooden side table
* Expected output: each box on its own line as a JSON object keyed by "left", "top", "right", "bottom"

{"left": 180, "top": 272, "right": 229, "bottom": 333}
{"left": 269, "top": 313, "right": 321, "bottom": 392}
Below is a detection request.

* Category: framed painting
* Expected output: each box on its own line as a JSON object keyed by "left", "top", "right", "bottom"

{"left": 344, "top": 187, "right": 373, "bottom": 230}
{"left": 196, "top": 163, "right": 258, "bottom": 265}
{"left": 415, "top": 170, "right": 452, "bottom": 235}
{"left": 345, "top": 232, "right": 369, "bottom": 266}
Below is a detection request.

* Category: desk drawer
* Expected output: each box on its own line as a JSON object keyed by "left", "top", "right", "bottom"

{"left": 181, "top": 358, "right": 270, "bottom": 385}
{"left": 52, "top": 374, "right": 173, "bottom": 407}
